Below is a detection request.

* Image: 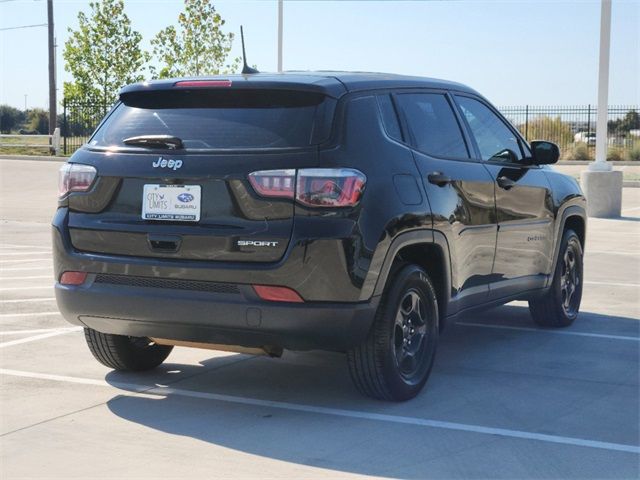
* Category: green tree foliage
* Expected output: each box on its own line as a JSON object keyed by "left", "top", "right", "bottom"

{"left": 150, "top": 0, "right": 240, "bottom": 79}
{"left": 608, "top": 110, "right": 640, "bottom": 136}
{"left": 518, "top": 116, "right": 574, "bottom": 147}
{"left": 63, "top": 0, "right": 148, "bottom": 105}
{"left": 0, "top": 105, "right": 25, "bottom": 133}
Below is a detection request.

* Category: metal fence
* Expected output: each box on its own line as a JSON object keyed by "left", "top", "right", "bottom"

{"left": 61, "top": 100, "right": 640, "bottom": 158}
{"left": 61, "top": 99, "right": 109, "bottom": 154}
{"left": 499, "top": 105, "right": 639, "bottom": 160}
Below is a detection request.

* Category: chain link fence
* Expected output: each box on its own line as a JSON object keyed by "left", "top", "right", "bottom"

{"left": 61, "top": 100, "right": 640, "bottom": 160}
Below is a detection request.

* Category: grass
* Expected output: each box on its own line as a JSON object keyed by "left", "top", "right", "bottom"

{"left": 0, "top": 135, "right": 87, "bottom": 156}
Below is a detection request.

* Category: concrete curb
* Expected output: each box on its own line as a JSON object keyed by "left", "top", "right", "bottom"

{"left": 557, "top": 160, "right": 638, "bottom": 166}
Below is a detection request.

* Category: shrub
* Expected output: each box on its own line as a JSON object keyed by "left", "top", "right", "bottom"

{"left": 624, "top": 144, "right": 640, "bottom": 162}
{"left": 561, "top": 143, "right": 593, "bottom": 161}
{"left": 607, "top": 147, "right": 625, "bottom": 162}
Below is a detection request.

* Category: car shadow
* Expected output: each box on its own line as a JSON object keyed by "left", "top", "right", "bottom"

{"left": 103, "top": 304, "right": 639, "bottom": 479}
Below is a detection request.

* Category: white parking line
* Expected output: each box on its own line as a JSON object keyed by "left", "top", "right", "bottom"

{"left": 0, "top": 297, "right": 56, "bottom": 304}
{"left": 0, "top": 327, "right": 79, "bottom": 336}
{"left": 0, "top": 368, "right": 637, "bottom": 454}
{"left": 0, "top": 328, "right": 81, "bottom": 348}
{"left": 585, "top": 280, "right": 640, "bottom": 288}
{"left": 0, "top": 311, "right": 59, "bottom": 319}
{"left": 456, "top": 322, "right": 640, "bottom": 342}
{"left": 0, "top": 275, "right": 52, "bottom": 281}
{"left": 587, "top": 250, "right": 639, "bottom": 257}
{"left": 0, "top": 251, "right": 53, "bottom": 256}
{"left": 0, "top": 258, "right": 52, "bottom": 265}
{"left": 0, "top": 286, "right": 52, "bottom": 292}
{"left": 0, "top": 266, "right": 53, "bottom": 272}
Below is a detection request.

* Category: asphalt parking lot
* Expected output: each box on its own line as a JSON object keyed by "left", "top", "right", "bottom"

{"left": 1, "top": 158, "right": 638, "bottom": 479}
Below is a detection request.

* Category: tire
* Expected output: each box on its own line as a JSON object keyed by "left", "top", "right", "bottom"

{"left": 529, "top": 228, "right": 583, "bottom": 328}
{"left": 84, "top": 328, "right": 173, "bottom": 371}
{"left": 347, "top": 264, "right": 439, "bottom": 401}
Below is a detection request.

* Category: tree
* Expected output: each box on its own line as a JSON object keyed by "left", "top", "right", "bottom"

{"left": 150, "top": 0, "right": 240, "bottom": 79}
{"left": 518, "top": 116, "right": 574, "bottom": 148}
{"left": 0, "top": 105, "right": 25, "bottom": 133}
{"left": 27, "top": 109, "right": 49, "bottom": 134}
{"left": 608, "top": 110, "right": 640, "bottom": 136}
{"left": 63, "top": 0, "right": 148, "bottom": 105}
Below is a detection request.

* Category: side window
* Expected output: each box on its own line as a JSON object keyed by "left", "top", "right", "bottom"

{"left": 395, "top": 93, "right": 469, "bottom": 159}
{"left": 456, "top": 96, "right": 524, "bottom": 162}
{"left": 376, "top": 94, "right": 402, "bottom": 141}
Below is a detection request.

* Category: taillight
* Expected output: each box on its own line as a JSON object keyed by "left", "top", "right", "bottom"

{"left": 59, "top": 163, "right": 97, "bottom": 197}
{"left": 174, "top": 80, "right": 232, "bottom": 88}
{"left": 248, "top": 169, "right": 295, "bottom": 199}
{"left": 296, "top": 168, "right": 366, "bottom": 207}
{"left": 247, "top": 168, "right": 366, "bottom": 207}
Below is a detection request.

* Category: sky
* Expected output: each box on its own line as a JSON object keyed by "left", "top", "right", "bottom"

{"left": 0, "top": 0, "right": 638, "bottom": 110}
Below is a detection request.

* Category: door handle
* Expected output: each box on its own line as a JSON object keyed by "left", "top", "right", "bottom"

{"left": 497, "top": 176, "right": 516, "bottom": 190}
{"left": 427, "top": 172, "right": 452, "bottom": 187}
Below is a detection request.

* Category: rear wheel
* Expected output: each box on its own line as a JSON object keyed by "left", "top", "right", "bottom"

{"left": 347, "top": 264, "right": 439, "bottom": 401}
{"left": 529, "top": 229, "right": 583, "bottom": 328}
{"left": 84, "top": 328, "right": 173, "bottom": 371}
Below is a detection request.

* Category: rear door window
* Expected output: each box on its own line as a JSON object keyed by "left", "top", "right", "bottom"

{"left": 90, "top": 89, "right": 335, "bottom": 150}
{"left": 395, "top": 93, "right": 469, "bottom": 159}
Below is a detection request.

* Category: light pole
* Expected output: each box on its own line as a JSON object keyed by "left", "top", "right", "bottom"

{"left": 47, "top": 0, "right": 56, "bottom": 134}
{"left": 592, "top": 0, "right": 612, "bottom": 171}
{"left": 580, "top": 0, "right": 622, "bottom": 217}
{"left": 277, "top": 0, "right": 283, "bottom": 72}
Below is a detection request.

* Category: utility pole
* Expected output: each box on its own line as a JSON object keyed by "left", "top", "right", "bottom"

{"left": 24, "top": 94, "right": 27, "bottom": 111}
{"left": 47, "top": 0, "right": 56, "bottom": 134}
{"left": 277, "top": 0, "right": 283, "bottom": 72}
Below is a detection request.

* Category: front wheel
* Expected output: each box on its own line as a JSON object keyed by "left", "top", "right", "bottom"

{"left": 84, "top": 328, "right": 173, "bottom": 371}
{"left": 347, "top": 264, "right": 439, "bottom": 401}
{"left": 529, "top": 229, "right": 583, "bottom": 328}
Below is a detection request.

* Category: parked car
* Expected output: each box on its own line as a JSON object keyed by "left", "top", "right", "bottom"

{"left": 54, "top": 72, "right": 586, "bottom": 401}
{"left": 574, "top": 131, "right": 596, "bottom": 145}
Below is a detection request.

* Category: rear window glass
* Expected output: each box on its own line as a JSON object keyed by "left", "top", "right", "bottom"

{"left": 90, "top": 89, "right": 335, "bottom": 150}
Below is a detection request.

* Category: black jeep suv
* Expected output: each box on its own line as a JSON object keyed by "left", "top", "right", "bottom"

{"left": 54, "top": 72, "right": 586, "bottom": 401}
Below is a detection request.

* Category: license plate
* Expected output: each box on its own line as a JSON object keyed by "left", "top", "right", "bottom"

{"left": 142, "top": 184, "right": 201, "bottom": 222}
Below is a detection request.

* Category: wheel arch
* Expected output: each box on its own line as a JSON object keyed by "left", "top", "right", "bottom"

{"left": 368, "top": 230, "right": 452, "bottom": 329}
{"left": 548, "top": 205, "right": 587, "bottom": 286}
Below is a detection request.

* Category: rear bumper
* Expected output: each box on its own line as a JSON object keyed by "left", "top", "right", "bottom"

{"left": 52, "top": 208, "right": 378, "bottom": 351}
{"left": 55, "top": 280, "right": 377, "bottom": 351}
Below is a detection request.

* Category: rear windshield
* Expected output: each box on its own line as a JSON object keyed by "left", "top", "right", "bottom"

{"left": 89, "top": 89, "right": 335, "bottom": 150}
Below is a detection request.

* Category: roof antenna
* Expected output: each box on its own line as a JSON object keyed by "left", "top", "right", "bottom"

{"left": 240, "top": 26, "right": 259, "bottom": 74}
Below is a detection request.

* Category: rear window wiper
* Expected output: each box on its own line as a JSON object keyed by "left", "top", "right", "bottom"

{"left": 122, "top": 135, "right": 184, "bottom": 150}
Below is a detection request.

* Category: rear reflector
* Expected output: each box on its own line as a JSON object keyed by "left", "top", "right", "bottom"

{"left": 174, "top": 80, "right": 232, "bottom": 88}
{"left": 60, "top": 271, "right": 88, "bottom": 286}
{"left": 253, "top": 285, "right": 304, "bottom": 303}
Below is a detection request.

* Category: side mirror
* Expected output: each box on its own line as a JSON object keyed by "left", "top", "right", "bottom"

{"left": 530, "top": 140, "right": 560, "bottom": 165}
